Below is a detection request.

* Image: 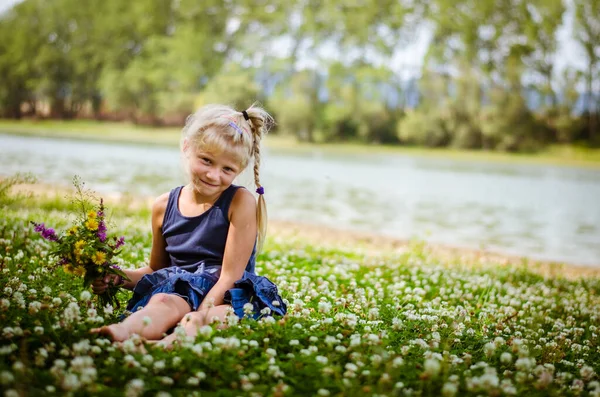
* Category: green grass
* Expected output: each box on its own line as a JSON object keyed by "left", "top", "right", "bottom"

{"left": 1, "top": 119, "right": 600, "bottom": 168}
{"left": 1, "top": 183, "right": 599, "bottom": 396}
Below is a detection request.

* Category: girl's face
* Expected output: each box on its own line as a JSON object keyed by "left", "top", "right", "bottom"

{"left": 186, "top": 145, "right": 243, "bottom": 198}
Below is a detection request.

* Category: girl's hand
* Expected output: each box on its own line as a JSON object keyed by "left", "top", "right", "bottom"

{"left": 91, "top": 274, "right": 123, "bottom": 295}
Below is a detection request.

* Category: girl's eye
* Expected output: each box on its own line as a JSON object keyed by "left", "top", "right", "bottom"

{"left": 224, "top": 167, "right": 233, "bottom": 173}
{"left": 201, "top": 157, "right": 211, "bottom": 164}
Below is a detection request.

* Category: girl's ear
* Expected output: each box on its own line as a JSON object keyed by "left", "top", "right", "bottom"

{"left": 182, "top": 138, "right": 190, "bottom": 156}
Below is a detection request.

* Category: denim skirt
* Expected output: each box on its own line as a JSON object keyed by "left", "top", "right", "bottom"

{"left": 125, "top": 266, "right": 287, "bottom": 319}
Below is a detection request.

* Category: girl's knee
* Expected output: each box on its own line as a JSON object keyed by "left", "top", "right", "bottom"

{"left": 148, "top": 293, "right": 186, "bottom": 310}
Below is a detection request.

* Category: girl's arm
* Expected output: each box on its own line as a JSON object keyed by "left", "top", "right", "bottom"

{"left": 198, "top": 188, "right": 257, "bottom": 310}
{"left": 93, "top": 193, "right": 170, "bottom": 293}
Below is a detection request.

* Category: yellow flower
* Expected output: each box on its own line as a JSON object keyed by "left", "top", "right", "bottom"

{"left": 75, "top": 240, "right": 85, "bottom": 250}
{"left": 67, "top": 226, "right": 78, "bottom": 235}
{"left": 64, "top": 264, "right": 74, "bottom": 274}
{"left": 73, "top": 266, "right": 86, "bottom": 277}
{"left": 92, "top": 251, "right": 106, "bottom": 265}
{"left": 85, "top": 219, "right": 98, "bottom": 231}
{"left": 87, "top": 210, "right": 97, "bottom": 219}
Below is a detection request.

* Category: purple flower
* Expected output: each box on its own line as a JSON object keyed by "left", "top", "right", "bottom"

{"left": 41, "top": 228, "right": 58, "bottom": 241}
{"left": 115, "top": 236, "right": 125, "bottom": 249}
{"left": 98, "top": 231, "right": 107, "bottom": 242}
{"left": 98, "top": 220, "right": 106, "bottom": 233}
{"left": 32, "top": 222, "right": 58, "bottom": 241}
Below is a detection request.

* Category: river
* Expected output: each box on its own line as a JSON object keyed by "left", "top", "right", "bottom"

{"left": 1, "top": 133, "right": 599, "bottom": 267}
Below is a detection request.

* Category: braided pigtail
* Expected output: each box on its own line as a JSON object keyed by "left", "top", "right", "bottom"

{"left": 241, "top": 105, "right": 273, "bottom": 253}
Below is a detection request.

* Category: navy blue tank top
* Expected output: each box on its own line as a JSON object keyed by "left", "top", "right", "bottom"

{"left": 161, "top": 185, "right": 256, "bottom": 274}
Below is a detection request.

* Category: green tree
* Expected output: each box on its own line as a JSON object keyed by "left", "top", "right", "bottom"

{"left": 574, "top": 0, "right": 600, "bottom": 142}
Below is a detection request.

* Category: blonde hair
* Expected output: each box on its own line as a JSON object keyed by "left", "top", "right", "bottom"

{"left": 181, "top": 104, "right": 273, "bottom": 252}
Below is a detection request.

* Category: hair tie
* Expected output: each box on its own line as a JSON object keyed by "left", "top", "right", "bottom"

{"left": 242, "top": 110, "right": 250, "bottom": 121}
{"left": 256, "top": 186, "right": 264, "bottom": 195}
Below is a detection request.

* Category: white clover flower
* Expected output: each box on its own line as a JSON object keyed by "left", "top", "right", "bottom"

{"left": 317, "top": 388, "right": 330, "bottom": 396}
{"left": 153, "top": 360, "right": 166, "bottom": 371}
{"left": 289, "top": 340, "right": 299, "bottom": 346}
{"left": 160, "top": 376, "right": 174, "bottom": 385}
{"left": 172, "top": 357, "right": 182, "bottom": 367}
{"left": 441, "top": 382, "right": 458, "bottom": 397}
{"left": 5, "top": 389, "right": 19, "bottom": 397}
{"left": 423, "top": 358, "right": 441, "bottom": 377}
{"left": 260, "top": 307, "right": 272, "bottom": 316}
{"left": 345, "top": 363, "right": 358, "bottom": 372}
{"left": 62, "top": 373, "right": 81, "bottom": 392}
{"left": 28, "top": 301, "right": 42, "bottom": 314}
{"left": 0, "top": 299, "right": 9, "bottom": 310}
{"left": 0, "top": 371, "right": 14, "bottom": 385}
{"left": 80, "top": 291, "right": 91, "bottom": 301}
{"left": 141, "top": 355, "right": 153, "bottom": 366}
{"left": 243, "top": 303, "right": 254, "bottom": 315}
{"left": 500, "top": 352, "right": 513, "bottom": 364}
{"left": 515, "top": 357, "right": 535, "bottom": 372}
{"left": 581, "top": 365, "right": 596, "bottom": 381}
{"left": 260, "top": 316, "right": 276, "bottom": 324}
{"left": 187, "top": 377, "right": 200, "bottom": 386}
{"left": 393, "top": 356, "right": 404, "bottom": 368}
{"left": 370, "top": 354, "right": 382, "bottom": 366}
{"left": 315, "top": 356, "right": 328, "bottom": 365}
{"left": 125, "top": 379, "right": 144, "bottom": 397}
{"left": 12, "top": 362, "right": 24, "bottom": 372}
{"left": 199, "top": 325, "right": 213, "bottom": 338}
{"left": 318, "top": 300, "right": 332, "bottom": 314}
{"left": 484, "top": 342, "right": 496, "bottom": 358}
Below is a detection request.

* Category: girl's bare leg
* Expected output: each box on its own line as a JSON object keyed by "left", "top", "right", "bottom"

{"left": 158, "top": 304, "right": 233, "bottom": 348}
{"left": 91, "top": 293, "right": 191, "bottom": 341}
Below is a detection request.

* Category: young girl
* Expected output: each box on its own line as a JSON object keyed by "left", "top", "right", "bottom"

{"left": 91, "top": 104, "right": 286, "bottom": 343}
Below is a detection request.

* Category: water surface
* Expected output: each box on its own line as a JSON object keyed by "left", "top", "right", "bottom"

{"left": 1, "top": 134, "right": 599, "bottom": 266}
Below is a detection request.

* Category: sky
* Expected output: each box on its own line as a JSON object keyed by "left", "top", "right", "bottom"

{"left": 0, "top": 0, "right": 588, "bottom": 79}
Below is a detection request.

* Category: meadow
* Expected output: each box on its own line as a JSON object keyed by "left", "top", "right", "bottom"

{"left": 1, "top": 178, "right": 599, "bottom": 396}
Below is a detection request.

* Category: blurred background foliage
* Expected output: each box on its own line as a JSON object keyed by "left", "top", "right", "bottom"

{"left": 0, "top": 0, "right": 598, "bottom": 151}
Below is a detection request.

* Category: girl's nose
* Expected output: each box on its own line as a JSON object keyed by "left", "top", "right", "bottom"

{"left": 206, "top": 167, "right": 219, "bottom": 180}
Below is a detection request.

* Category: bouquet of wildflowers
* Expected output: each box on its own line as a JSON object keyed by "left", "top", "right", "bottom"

{"left": 31, "top": 177, "right": 129, "bottom": 308}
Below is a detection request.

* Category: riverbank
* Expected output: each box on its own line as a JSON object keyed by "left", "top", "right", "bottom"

{"left": 2, "top": 119, "right": 600, "bottom": 168}
{"left": 9, "top": 181, "right": 600, "bottom": 279}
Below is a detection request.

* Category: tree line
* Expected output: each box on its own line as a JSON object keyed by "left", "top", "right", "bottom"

{"left": 0, "top": 0, "right": 598, "bottom": 151}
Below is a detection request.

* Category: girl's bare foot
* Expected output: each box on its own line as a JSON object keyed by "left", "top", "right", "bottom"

{"left": 90, "top": 324, "right": 130, "bottom": 342}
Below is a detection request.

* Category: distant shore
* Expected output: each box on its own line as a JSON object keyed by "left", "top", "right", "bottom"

{"left": 2, "top": 119, "right": 600, "bottom": 168}
{"left": 9, "top": 181, "right": 600, "bottom": 280}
